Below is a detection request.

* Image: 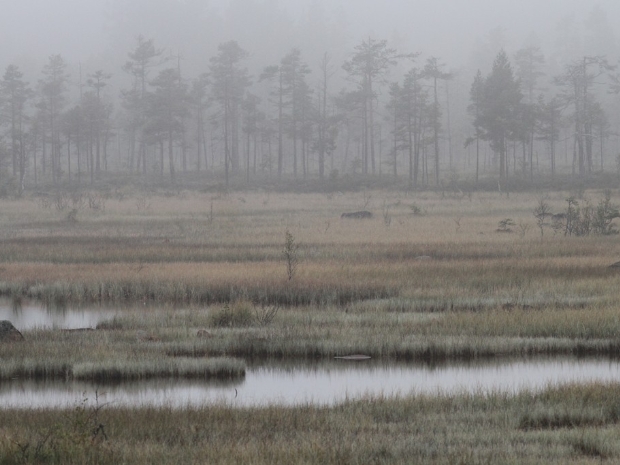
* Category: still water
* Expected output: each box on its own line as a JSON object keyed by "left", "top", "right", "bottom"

{"left": 0, "top": 299, "right": 117, "bottom": 330}
{"left": 3, "top": 300, "right": 620, "bottom": 408}
{"left": 1, "top": 358, "right": 620, "bottom": 409}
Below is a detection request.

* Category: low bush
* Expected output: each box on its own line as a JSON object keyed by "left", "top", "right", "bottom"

{"left": 208, "top": 301, "right": 254, "bottom": 328}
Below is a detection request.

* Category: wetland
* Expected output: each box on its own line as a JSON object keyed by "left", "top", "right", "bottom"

{"left": 2, "top": 188, "right": 620, "bottom": 463}
{"left": 3, "top": 357, "right": 620, "bottom": 409}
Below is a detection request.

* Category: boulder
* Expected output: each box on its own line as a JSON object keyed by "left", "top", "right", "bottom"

{"left": 196, "top": 329, "right": 213, "bottom": 338}
{"left": 0, "top": 320, "right": 24, "bottom": 342}
{"left": 341, "top": 211, "right": 373, "bottom": 219}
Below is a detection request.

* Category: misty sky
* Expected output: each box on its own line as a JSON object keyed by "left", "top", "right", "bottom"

{"left": 2, "top": 0, "right": 619, "bottom": 76}
{"left": 2, "top": 0, "right": 620, "bottom": 178}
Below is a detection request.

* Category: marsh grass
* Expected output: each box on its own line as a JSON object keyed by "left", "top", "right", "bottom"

{"left": 418, "top": 304, "right": 620, "bottom": 339}
{"left": 3, "top": 383, "right": 620, "bottom": 464}
{"left": 71, "top": 357, "right": 245, "bottom": 382}
{"left": 208, "top": 301, "right": 254, "bottom": 327}
{"left": 1, "top": 189, "right": 619, "bottom": 313}
{"left": 568, "top": 432, "right": 616, "bottom": 459}
{"left": 164, "top": 303, "right": 620, "bottom": 361}
{"left": 0, "top": 357, "right": 245, "bottom": 383}
{"left": 0, "top": 313, "right": 246, "bottom": 382}
{"left": 7, "top": 297, "right": 620, "bottom": 384}
{"left": 3, "top": 190, "right": 620, "bottom": 461}
{"left": 0, "top": 252, "right": 617, "bottom": 309}
{"left": 0, "top": 263, "right": 397, "bottom": 306}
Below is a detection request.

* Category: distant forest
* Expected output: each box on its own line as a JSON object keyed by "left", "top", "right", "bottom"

{"left": 2, "top": 2, "right": 620, "bottom": 193}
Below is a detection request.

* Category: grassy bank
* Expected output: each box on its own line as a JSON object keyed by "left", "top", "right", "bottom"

{"left": 4, "top": 298, "right": 620, "bottom": 384}
{"left": 3, "top": 383, "right": 620, "bottom": 464}
{"left": 0, "top": 319, "right": 245, "bottom": 382}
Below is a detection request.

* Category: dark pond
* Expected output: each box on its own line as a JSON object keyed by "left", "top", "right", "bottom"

{"left": 1, "top": 358, "right": 620, "bottom": 409}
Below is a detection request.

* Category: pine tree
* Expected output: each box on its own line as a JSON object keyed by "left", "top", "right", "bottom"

{"left": 467, "top": 70, "right": 485, "bottom": 183}
{"left": 147, "top": 68, "right": 189, "bottom": 183}
{"left": 313, "top": 53, "right": 338, "bottom": 180}
{"left": 39, "top": 54, "right": 69, "bottom": 184}
{"left": 209, "top": 41, "right": 251, "bottom": 188}
{"left": 343, "top": 38, "right": 405, "bottom": 174}
{"left": 477, "top": 51, "right": 523, "bottom": 179}
{"left": 1, "top": 65, "right": 31, "bottom": 193}
{"left": 423, "top": 57, "right": 452, "bottom": 185}
{"left": 122, "top": 36, "right": 165, "bottom": 174}
{"left": 86, "top": 70, "right": 112, "bottom": 178}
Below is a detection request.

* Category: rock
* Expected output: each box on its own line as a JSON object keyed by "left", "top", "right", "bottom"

{"left": 341, "top": 211, "right": 373, "bottom": 219}
{"left": 0, "top": 320, "right": 24, "bottom": 342}
{"left": 196, "top": 329, "right": 212, "bottom": 338}
{"left": 610, "top": 262, "right": 620, "bottom": 269}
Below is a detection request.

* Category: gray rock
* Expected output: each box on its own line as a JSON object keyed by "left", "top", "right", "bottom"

{"left": 0, "top": 320, "right": 24, "bottom": 342}
{"left": 341, "top": 211, "right": 373, "bottom": 219}
{"left": 196, "top": 329, "right": 213, "bottom": 338}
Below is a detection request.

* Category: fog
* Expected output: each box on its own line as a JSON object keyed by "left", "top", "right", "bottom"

{"left": 3, "top": 0, "right": 619, "bottom": 83}
{"left": 3, "top": 0, "right": 619, "bottom": 72}
{"left": 1, "top": 0, "right": 620, "bottom": 189}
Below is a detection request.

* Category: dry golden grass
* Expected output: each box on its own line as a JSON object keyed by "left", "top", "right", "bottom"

{"left": 1, "top": 189, "right": 620, "bottom": 306}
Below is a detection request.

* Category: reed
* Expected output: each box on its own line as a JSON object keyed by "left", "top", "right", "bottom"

{"left": 1, "top": 189, "right": 619, "bottom": 312}
{"left": 72, "top": 357, "right": 245, "bottom": 382}
{"left": 6, "top": 296, "right": 620, "bottom": 384}
{"left": 0, "top": 321, "right": 246, "bottom": 382}
{"left": 2, "top": 383, "right": 620, "bottom": 464}
{"left": 0, "top": 357, "right": 245, "bottom": 383}
{"left": 1, "top": 189, "right": 620, "bottom": 462}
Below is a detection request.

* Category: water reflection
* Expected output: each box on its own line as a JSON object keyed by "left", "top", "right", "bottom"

{"left": 0, "top": 299, "right": 118, "bottom": 330}
{"left": 1, "top": 357, "right": 620, "bottom": 409}
{"left": 1, "top": 379, "right": 239, "bottom": 409}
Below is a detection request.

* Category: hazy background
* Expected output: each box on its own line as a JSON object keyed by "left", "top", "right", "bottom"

{"left": 3, "top": 0, "right": 619, "bottom": 75}
{"left": 2, "top": 0, "right": 620, "bottom": 185}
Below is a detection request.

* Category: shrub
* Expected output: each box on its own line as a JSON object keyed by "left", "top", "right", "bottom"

{"left": 592, "top": 190, "right": 620, "bottom": 235}
{"left": 560, "top": 192, "right": 619, "bottom": 237}
{"left": 496, "top": 218, "right": 515, "bottom": 233}
{"left": 253, "top": 304, "right": 280, "bottom": 326}
{"left": 209, "top": 301, "right": 254, "bottom": 328}
{"left": 533, "top": 198, "right": 552, "bottom": 241}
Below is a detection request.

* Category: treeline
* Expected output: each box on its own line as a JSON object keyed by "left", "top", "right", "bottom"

{"left": 1, "top": 33, "right": 620, "bottom": 194}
